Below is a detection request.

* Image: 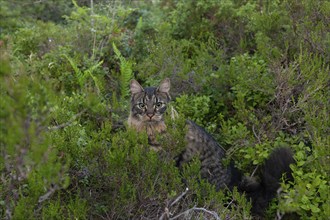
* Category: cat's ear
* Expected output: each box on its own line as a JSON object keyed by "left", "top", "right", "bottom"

{"left": 130, "top": 79, "right": 144, "bottom": 94}
{"left": 157, "top": 78, "right": 170, "bottom": 93}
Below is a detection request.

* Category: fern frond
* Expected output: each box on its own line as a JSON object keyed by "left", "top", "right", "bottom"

{"left": 63, "top": 54, "right": 80, "bottom": 75}
{"left": 136, "top": 17, "right": 143, "bottom": 30}
{"left": 113, "top": 42, "right": 133, "bottom": 99}
{"left": 63, "top": 54, "right": 103, "bottom": 93}
{"left": 86, "top": 60, "right": 104, "bottom": 93}
{"left": 63, "top": 54, "right": 84, "bottom": 87}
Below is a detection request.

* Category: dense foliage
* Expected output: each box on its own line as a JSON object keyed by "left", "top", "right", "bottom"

{"left": 1, "top": 0, "right": 329, "bottom": 219}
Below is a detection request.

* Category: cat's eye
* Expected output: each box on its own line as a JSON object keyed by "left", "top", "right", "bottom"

{"left": 138, "top": 103, "right": 146, "bottom": 109}
{"left": 155, "top": 102, "right": 163, "bottom": 108}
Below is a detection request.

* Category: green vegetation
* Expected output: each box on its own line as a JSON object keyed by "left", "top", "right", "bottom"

{"left": 1, "top": 0, "right": 329, "bottom": 219}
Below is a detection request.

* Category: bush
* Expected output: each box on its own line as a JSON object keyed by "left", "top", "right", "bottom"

{"left": 1, "top": 0, "right": 329, "bottom": 219}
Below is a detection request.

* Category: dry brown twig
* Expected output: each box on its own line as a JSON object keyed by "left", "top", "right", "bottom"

{"left": 159, "top": 188, "right": 189, "bottom": 220}
{"left": 47, "top": 109, "right": 87, "bottom": 131}
{"left": 159, "top": 187, "right": 222, "bottom": 220}
{"left": 38, "top": 184, "right": 59, "bottom": 203}
{"left": 170, "top": 206, "right": 221, "bottom": 220}
{"left": 276, "top": 187, "right": 284, "bottom": 220}
{"left": 170, "top": 187, "right": 189, "bottom": 207}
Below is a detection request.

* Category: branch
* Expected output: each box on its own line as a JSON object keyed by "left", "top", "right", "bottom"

{"left": 47, "top": 109, "right": 87, "bottom": 131}
{"left": 276, "top": 187, "right": 284, "bottom": 220}
{"left": 170, "top": 206, "right": 221, "bottom": 220}
{"left": 252, "top": 125, "right": 261, "bottom": 144}
{"left": 38, "top": 184, "right": 59, "bottom": 203}
{"left": 160, "top": 188, "right": 221, "bottom": 220}
{"left": 159, "top": 188, "right": 189, "bottom": 220}
{"left": 251, "top": 165, "right": 259, "bottom": 177}
{"left": 170, "top": 187, "right": 189, "bottom": 207}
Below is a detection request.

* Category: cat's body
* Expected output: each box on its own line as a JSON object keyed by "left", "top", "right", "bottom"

{"left": 128, "top": 79, "right": 294, "bottom": 217}
{"left": 178, "top": 120, "right": 241, "bottom": 190}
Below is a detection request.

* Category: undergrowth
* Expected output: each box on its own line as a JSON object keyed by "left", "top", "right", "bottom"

{"left": 1, "top": 0, "right": 329, "bottom": 219}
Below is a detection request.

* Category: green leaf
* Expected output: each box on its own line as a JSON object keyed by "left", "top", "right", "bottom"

{"left": 113, "top": 42, "right": 133, "bottom": 99}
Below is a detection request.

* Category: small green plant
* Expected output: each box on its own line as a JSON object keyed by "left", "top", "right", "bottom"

{"left": 63, "top": 54, "right": 104, "bottom": 93}
{"left": 175, "top": 94, "right": 212, "bottom": 128}
{"left": 112, "top": 42, "right": 133, "bottom": 100}
{"left": 279, "top": 142, "right": 330, "bottom": 219}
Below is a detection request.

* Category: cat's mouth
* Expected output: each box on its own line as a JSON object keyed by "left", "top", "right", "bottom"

{"left": 144, "top": 118, "right": 158, "bottom": 123}
{"left": 142, "top": 115, "right": 162, "bottom": 123}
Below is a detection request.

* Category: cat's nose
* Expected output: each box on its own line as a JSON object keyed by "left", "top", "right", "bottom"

{"left": 147, "top": 113, "right": 154, "bottom": 119}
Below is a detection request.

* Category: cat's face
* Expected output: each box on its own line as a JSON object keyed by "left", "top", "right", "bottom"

{"left": 130, "top": 79, "right": 171, "bottom": 123}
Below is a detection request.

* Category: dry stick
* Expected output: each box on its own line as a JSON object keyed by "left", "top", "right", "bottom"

{"left": 170, "top": 187, "right": 189, "bottom": 207}
{"left": 276, "top": 187, "right": 284, "bottom": 220}
{"left": 252, "top": 125, "right": 261, "bottom": 144}
{"left": 222, "top": 198, "right": 234, "bottom": 215}
{"left": 170, "top": 106, "right": 179, "bottom": 120}
{"left": 159, "top": 207, "right": 170, "bottom": 220}
{"left": 251, "top": 165, "right": 259, "bottom": 178}
{"left": 170, "top": 206, "right": 221, "bottom": 220}
{"left": 251, "top": 125, "right": 260, "bottom": 178}
{"left": 251, "top": 119, "right": 271, "bottom": 178}
{"left": 159, "top": 188, "right": 189, "bottom": 220}
{"left": 90, "top": 0, "right": 97, "bottom": 60}
{"left": 47, "top": 109, "right": 87, "bottom": 131}
{"left": 38, "top": 185, "right": 59, "bottom": 203}
{"left": 160, "top": 188, "right": 221, "bottom": 220}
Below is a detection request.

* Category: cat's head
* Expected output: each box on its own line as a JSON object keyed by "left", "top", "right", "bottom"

{"left": 129, "top": 78, "right": 171, "bottom": 124}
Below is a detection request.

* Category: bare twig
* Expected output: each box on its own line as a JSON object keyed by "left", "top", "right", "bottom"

{"left": 276, "top": 187, "right": 284, "bottom": 220}
{"left": 170, "top": 187, "right": 189, "bottom": 207}
{"left": 222, "top": 198, "right": 234, "bottom": 214}
{"left": 47, "top": 109, "right": 87, "bottom": 130}
{"left": 159, "top": 188, "right": 189, "bottom": 220}
{"left": 252, "top": 125, "right": 261, "bottom": 144}
{"left": 38, "top": 184, "right": 59, "bottom": 203}
{"left": 159, "top": 207, "right": 170, "bottom": 220}
{"left": 170, "top": 206, "right": 221, "bottom": 220}
{"left": 20, "top": 0, "right": 44, "bottom": 6}
{"left": 251, "top": 165, "right": 259, "bottom": 177}
{"left": 170, "top": 106, "right": 179, "bottom": 120}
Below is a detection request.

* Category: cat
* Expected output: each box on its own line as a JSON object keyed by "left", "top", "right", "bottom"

{"left": 128, "top": 78, "right": 171, "bottom": 149}
{"left": 128, "top": 78, "right": 295, "bottom": 217}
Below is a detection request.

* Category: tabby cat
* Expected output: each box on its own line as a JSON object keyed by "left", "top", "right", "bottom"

{"left": 128, "top": 79, "right": 295, "bottom": 217}
{"left": 128, "top": 78, "right": 171, "bottom": 148}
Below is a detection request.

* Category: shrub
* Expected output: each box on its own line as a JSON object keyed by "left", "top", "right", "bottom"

{"left": 1, "top": 0, "right": 328, "bottom": 219}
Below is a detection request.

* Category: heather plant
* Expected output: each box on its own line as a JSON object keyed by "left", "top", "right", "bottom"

{"left": 1, "top": 0, "right": 329, "bottom": 219}
{"left": 0, "top": 61, "right": 70, "bottom": 219}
